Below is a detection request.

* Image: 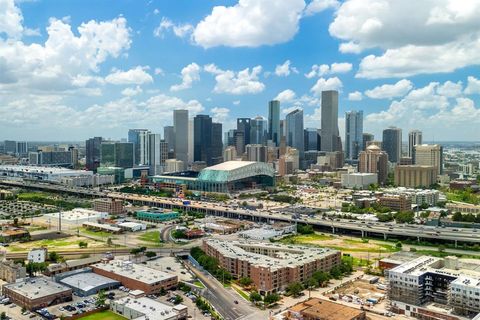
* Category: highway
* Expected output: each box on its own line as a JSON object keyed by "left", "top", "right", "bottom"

{"left": 2, "top": 180, "right": 479, "bottom": 245}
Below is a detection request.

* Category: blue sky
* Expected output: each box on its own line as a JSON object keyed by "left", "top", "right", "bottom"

{"left": 1, "top": 0, "right": 480, "bottom": 141}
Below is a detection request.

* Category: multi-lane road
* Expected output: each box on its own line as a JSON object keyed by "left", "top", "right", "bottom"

{"left": 2, "top": 180, "right": 479, "bottom": 245}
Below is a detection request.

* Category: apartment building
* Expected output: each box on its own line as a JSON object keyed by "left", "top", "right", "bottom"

{"left": 202, "top": 239, "right": 340, "bottom": 295}
{"left": 389, "top": 256, "right": 480, "bottom": 318}
{"left": 379, "top": 194, "right": 412, "bottom": 212}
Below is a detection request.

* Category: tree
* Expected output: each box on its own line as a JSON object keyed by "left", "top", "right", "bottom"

{"left": 264, "top": 293, "right": 280, "bottom": 305}
{"left": 13, "top": 217, "right": 19, "bottom": 226}
{"left": 312, "top": 271, "right": 330, "bottom": 287}
{"left": 410, "top": 247, "right": 417, "bottom": 252}
{"left": 238, "top": 277, "right": 253, "bottom": 287}
{"left": 396, "top": 241, "right": 403, "bottom": 249}
{"left": 307, "top": 277, "right": 318, "bottom": 290}
{"left": 173, "top": 295, "right": 184, "bottom": 305}
{"left": 297, "top": 224, "right": 314, "bottom": 235}
{"left": 78, "top": 241, "right": 88, "bottom": 248}
{"left": 286, "top": 282, "right": 304, "bottom": 297}
{"left": 330, "top": 266, "right": 343, "bottom": 279}
{"left": 249, "top": 291, "right": 262, "bottom": 303}
{"left": 49, "top": 251, "right": 61, "bottom": 262}
{"left": 145, "top": 251, "right": 157, "bottom": 258}
{"left": 0, "top": 312, "right": 6, "bottom": 320}
{"left": 452, "top": 212, "right": 463, "bottom": 221}
{"left": 107, "top": 238, "right": 113, "bottom": 246}
{"left": 438, "top": 245, "right": 446, "bottom": 253}
{"left": 96, "top": 290, "right": 106, "bottom": 308}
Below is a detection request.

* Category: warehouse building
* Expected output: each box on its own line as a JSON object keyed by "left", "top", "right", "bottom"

{"left": 0, "top": 165, "right": 93, "bottom": 183}
{"left": 202, "top": 239, "right": 340, "bottom": 295}
{"left": 44, "top": 208, "right": 108, "bottom": 226}
{"left": 56, "top": 268, "right": 120, "bottom": 296}
{"left": 91, "top": 260, "right": 178, "bottom": 294}
{"left": 112, "top": 296, "right": 188, "bottom": 320}
{"left": 3, "top": 277, "right": 72, "bottom": 310}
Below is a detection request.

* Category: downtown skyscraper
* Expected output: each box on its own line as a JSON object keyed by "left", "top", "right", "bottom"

{"left": 408, "top": 129, "right": 423, "bottom": 160}
{"left": 268, "top": 100, "right": 281, "bottom": 146}
{"left": 321, "top": 90, "right": 342, "bottom": 152}
{"left": 86, "top": 137, "right": 102, "bottom": 171}
{"left": 128, "top": 129, "right": 150, "bottom": 165}
{"left": 193, "top": 115, "right": 222, "bottom": 166}
{"left": 285, "top": 109, "right": 304, "bottom": 155}
{"left": 382, "top": 127, "right": 402, "bottom": 163}
{"left": 250, "top": 116, "right": 268, "bottom": 145}
{"left": 174, "top": 109, "right": 189, "bottom": 169}
{"left": 345, "top": 110, "right": 363, "bottom": 160}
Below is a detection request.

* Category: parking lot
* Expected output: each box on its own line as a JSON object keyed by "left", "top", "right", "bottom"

{"left": 0, "top": 200, "right": 56, "bottom": 218}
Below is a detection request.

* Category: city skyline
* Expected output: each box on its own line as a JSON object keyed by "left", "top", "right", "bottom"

{"left": 1, "top": 0, "right": 480, "bottom": 141}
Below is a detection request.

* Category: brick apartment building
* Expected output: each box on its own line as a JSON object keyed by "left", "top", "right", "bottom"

{"left": 202, "top": 239, "right": 341, "bottom": 295}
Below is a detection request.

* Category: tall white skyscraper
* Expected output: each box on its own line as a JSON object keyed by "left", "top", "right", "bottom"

{"left": 345, "top": 110, "right": 363, "bottom": 160}
{"left": 408, "top": 130, "right": 423, "bottom": 160}
{"left": 148, "top": 133, "right": 168, "bottom": 175}
{"left": 128, "top": 129, "right": 150, "bottom": 165}
{"left": 173, "top": 109, "right": 189, "bottom": 169}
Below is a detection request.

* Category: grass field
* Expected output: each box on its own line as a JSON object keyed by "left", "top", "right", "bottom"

{"left": 138, "top": 230, "right": 161, "bottom": 243}
{"left": 193, "top": 280, "right": 205, "bottom": 288}
{"left": 7, "top": 236, "right": 109, "bottom": 252}
{"left": 78, "top": 310, "right": 126, "bottom": 320}
{"left": 278, "top": 232, "right": 399, "bottom": 259}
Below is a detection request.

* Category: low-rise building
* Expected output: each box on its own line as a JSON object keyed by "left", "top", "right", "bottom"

{"left": 91, "top": 260, "right": 178, "bottom": 294}
{"left": 112, "top": 296, "right": 188, "bottom": 320}
{"left": 0, "top": 260, "right": 26, "bottom": 283}
{"left": 446, "top": 202, "right": 480, "bottom": 214}
{"left": 3, "top": 277, "right": 72, "bottom": 310}
{"left": 44, "top": 208, "right": 109, "bottom": 226}
{"left": 56, "top": 268, "right": 120, "bottom": 297}
{"left": 93, "top": 198, "right": 124, "bottom": 214}
{"left": 27, "top": 248, "right": 47, "bottom": 263}
{"left": 117, "top": 222, "right": 147, "bottom": 232}
{"left": 341, "top": 173, "right": 378, "bottom": 189}
{"left": 135, "top": 208, "right": 180, "bottom": 222}
{"left": 202, "top": 239, "right": 340, "bottom": 295}
{"left": 381, "top": 187, "right": 442, "bottom": 206}
{"left": 379, "top": 194, "right": 412, "bottom": 212}
{"left": 45, "top": 256, "right": 104, "bottom": 276}
{"left": 286, "top": 298, "right": 366, "bottom": 320}
{"left": 0, "top": 227, "right": 30, "bottom": 242}
{"left": 82, "top": 221, "right": 122, "bottom": 233}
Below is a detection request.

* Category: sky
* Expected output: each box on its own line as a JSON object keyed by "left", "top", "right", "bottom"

{"left": 1, "top": 0, "right": 480, "bottom": 141}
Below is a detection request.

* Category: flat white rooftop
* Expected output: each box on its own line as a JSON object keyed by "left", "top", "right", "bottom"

{"left": 5, "top": 277, "right": 71, "bottom": 299}
{"left": 45, "top": 208, "right": 108, "bottom": 222}
{"left": 92, "top": 260, "right": 177, "bottom": 285}
{"left": 60, "top": 272, "right": 120, "bottom": 292}
{"left": 114, "top": 296, "right": 187, "bottom": 320}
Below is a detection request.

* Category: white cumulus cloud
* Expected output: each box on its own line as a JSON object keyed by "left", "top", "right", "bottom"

{"left": 275, "top": 60, "right": 298, "bottom": 77}
{"left": 329, "top": 0, "right": 480, "bottom": 78}
{"left": 192, "top": 0, "right": 306, "bottom": 48}
{"left": 274, "top": 89, "right": 296, "bottom": 102}
{"left": 305, "top": 62, "right": 352, "bottom": 78}
{"left": 170, "top": 62, "right": 200, "bottom": 91}
{"left": 310, "top": 77, "right": 343, "bottom": 96}
{"left": 348, "top": 91, "right": 363, "bottom": 101}
{"left": 105, "top": 66, "right": 153, "bottom": 85}
{"left": 204, "top": 64, "right": 265, "bottom": 95}
{"left": 364, "top": 79, "right": 413, "bottom": 99}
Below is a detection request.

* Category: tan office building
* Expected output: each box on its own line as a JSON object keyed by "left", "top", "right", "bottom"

{"left": 394, "top": 165, "right": 437, "bottom": 188}
{"left": 358, "top": 145, "right": 388, "bottom": 185}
